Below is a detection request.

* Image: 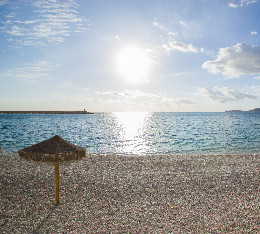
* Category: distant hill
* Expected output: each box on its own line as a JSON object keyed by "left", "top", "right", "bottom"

{"left": 225, "top": 110, "right": 242, "bottom": 112}
{"left": 225, "top": 108, "right": 260, "bottom": 112}
{"left": 249, "top": 108, "right": 260, "bottom": 112}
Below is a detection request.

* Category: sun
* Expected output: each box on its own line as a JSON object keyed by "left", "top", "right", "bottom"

{"left": 116, "top": 46, "right": 150, "bottom": 84}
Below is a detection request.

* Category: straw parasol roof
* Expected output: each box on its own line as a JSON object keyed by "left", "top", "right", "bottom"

{"left": 19, "top": 135, "right": 86, "bottom": 162}
{"left": 18, "top": 135, "right": 86, "bottom": 205}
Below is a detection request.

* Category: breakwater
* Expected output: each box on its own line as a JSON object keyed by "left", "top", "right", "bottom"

{"left": 0, "top": 111, "right": 93, "bottom": 114}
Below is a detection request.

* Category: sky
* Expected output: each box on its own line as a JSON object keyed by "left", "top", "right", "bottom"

{"left": 0, "top": 0, "right": 260, "bottom": 112}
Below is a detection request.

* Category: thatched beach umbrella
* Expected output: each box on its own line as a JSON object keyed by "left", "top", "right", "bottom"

{"left": 19, "top": 135, "right": 86, "bottom": 205}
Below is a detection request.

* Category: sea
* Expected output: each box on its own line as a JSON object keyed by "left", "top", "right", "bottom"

{"left": 0, "top": 112, "right": 259, "bottom": 155}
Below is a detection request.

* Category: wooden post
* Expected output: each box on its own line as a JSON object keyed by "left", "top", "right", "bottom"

{"left": 55, "top": 154, "right": 60, "bottom": 205}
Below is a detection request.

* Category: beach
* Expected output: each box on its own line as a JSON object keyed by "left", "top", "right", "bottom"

{"left": 0, "top": 152, "right": 259, "bottom": 233}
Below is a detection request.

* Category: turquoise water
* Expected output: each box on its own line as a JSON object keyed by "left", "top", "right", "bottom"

{"left": 0, "top": 112, "right": 259, "bottom": 155}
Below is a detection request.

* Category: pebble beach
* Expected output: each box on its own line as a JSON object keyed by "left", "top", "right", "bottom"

{"left": 1, "top": 152, "right": 259, "bottom": 233}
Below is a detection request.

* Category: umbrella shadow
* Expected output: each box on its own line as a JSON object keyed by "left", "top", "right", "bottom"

{"left": 32, "top": 205, "right": 57, "bottom": 234}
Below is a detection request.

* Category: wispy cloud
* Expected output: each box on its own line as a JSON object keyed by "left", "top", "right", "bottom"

{"left": 0, "top": 0, "right": 8, "bottom": 6}
{"left": 251, "top": 85, "right": 260, "bottom": 91}
{"left": 168, "top": 31, "right": 179, "bottom": 36}
{"left": 179, "top": 21, "right": 187, "bottom": 26}
{"left": 114, "top": 35, "right": 121, "bottom": 40}
{"left": 0, "top": 60, "right": 58, "bottom": 81}
{"left": 160, "top": 72, "right": 187, "bottom": 78}
{"left": 1, "top": 0, "right": 88, "bottom": 47}
{"left": 202, "top": 43, "right": 260, "bottom": 78}
{"left": 229, "top": 0, "right": 258, "bottom": 7}
{"left": 90, "top": 90, "right": 196, "bottom": 110}
{"left": 199, "top": 87, "right": 257, "bottom": 103}
{"left": 229, "top": 2, "right": 240, "bottom": 7}
{"left": 153, "top": 20, "right": 178, "bottom": 37}
{"left": 153, "top": 19, "right": 204, "bottom": 55}
{"left": 153, "top": 21, "right": 166, "bottom": 31}
{"left": 251, "top": 31, "right": 257, "bottom": 35}
{"left": 162, "top": 41, "right": 198, "bottom": 53}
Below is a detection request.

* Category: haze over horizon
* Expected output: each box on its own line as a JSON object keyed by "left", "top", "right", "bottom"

{"left": 0, "top": 0, "right": 260, "bottom": 112}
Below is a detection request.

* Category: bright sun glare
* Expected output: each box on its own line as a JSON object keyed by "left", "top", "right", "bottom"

{"left": 116, "top": 47, "right": 149, "bottom": 84}
{"left": 113, "top": 112, "right": 151, "bottom": 154}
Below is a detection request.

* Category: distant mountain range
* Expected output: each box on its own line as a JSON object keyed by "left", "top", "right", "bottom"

{"left": 225, "top": 108, "right": 260, "bottom": 112}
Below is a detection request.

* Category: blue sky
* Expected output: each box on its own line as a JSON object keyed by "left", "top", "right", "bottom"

{"left": 0, "top": 0, "right": 260, "bottom": 112}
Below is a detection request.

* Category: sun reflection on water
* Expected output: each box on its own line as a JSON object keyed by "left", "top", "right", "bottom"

{"left": 112, "top": 112, "right": 152, "bottom": 154}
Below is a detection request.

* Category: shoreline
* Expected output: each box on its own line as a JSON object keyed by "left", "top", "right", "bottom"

{"left": 2, "top": 150, "right": 260, "bottom": 157}
{"left": 0, "top": 149, "right": 260, "bottom": 157}
{"left": 1, "top": 152, "right": 259, "bottom": 232}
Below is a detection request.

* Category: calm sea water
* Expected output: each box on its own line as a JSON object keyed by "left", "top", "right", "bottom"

{"left": 0, "top": 112, "right": 259, "bottom": 155}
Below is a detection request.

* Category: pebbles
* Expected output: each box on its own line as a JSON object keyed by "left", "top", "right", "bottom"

{"left": 0, "top": 153, "right": 259, "bottom": 233}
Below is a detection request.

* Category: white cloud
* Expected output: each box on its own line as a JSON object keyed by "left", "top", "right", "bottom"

{"left": 251, "top": 31, "right": 257, "bottom": 35}
{"left": 254, "top": 76, "right": 260, "bottom": 80}
{"left": 179, "top": 21, "right": 187, "bottom": 26}
{"left": 153, "top": 21, "right": 166, "bottom": 31}
{"left": 0, "top": 0, "right": 8, "bottom": 6}
{"left": 229, "top": 0, "right": 258, "bottom": 7}
{"left": 93, "top": 90, "right": 196, "bottom": 108}
{"left": 202, "top": 43, "right": 260, "bottom": 78}
{"left": 13, "top": 20, "right": 39, "bottom": 24}
{"left": 229, "top": 2, "right": 240, "bottom": 7}
{"left": 153, "top": 19, "right": 179, "bottom": 38}
{"left": 0, "top": 60, "right": 58, "bottom": 80}
{"left": 199, "top": 87, "right": 257, "bottom": 103}
{"left": 2, "top": 0, "right": 87, "bottom": 46}
{"left": 251, "top": 85, "right": 260, "bottom": 91}
{"left": 168, "top": 31, "right": 179, "bottom": 36}
{"left": 162, "top": 41, "right": 198, "bottom": 53}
